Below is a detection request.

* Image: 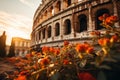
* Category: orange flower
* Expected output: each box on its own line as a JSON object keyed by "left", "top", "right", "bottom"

{"left": 110, "top": 35, "right": 118, "bottom": 43}
{"left": 98, "top": 16, "right": 104, "bottom": 21}
{"left": 54, "top": 48, "right": 60, "bottom": 55}
{"left": 19, "top": 70, "right": 29, "bottom": 75}
{"left": 42, "top": 46, "right": 49, "bottom": 52}
{"left": 105, "top": 17, "right": 113, "bottom": 26}
{"left": 40, "top": 57, "right": 50, "bottom": 66}
{"left": 63, "top": 59, "right": 69, "bottom": 65}
{"left": 105, "top": 15, "right": 118, "bottom": 26}
{"left": 64, "top": 40, "right": 69, "bottom": 46}
{"left": 98, "top": 38, "right": 110, "bottom": 47}
{"left": 109, "top": 15, "right": 118, "bottom": 22}
{"left": 102, "top": 13, "right": 109, "bottom": 18}
{"left": 15, "top": 75, "right": 26, "bottom": 80}
{"left": 76, "top": 43, "right": 85, "bottom": 53}
{"left": 49, "top": 47, "right": 55, "bottom": 53}
{"left": 86, "top": 47, "right": 94, "bottom": 54}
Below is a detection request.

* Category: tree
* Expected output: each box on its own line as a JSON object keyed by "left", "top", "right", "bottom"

{"left": 8, "top": 38, "right": 15, "bottom": 57}
{"left": 0, "top": 31, "right": 6, "bottom": 57}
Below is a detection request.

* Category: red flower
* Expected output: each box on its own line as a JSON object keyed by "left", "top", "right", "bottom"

{"left": 110, "top": 35, "right": 118, "bottom": 43}
{"left": 54, "top": 48, "right": 60, "bottom": 55}
{"left": 109, "top": 15, "right": 118, "bottom": 22}
{"left": 86, "top": 47, "right": 94, "bottom": 54}
{"left": 105, "top": 17, "right": 113, "bottom": 26}
{"left": 63, "top": 59, "right": 69, "bottom": 65}
{"left": 15, "top": 75, "right": 26, "bottom": 80}
{"left": 98, "top": 16, "right": 104, "bottom": 21}
{"left": 40, "top": 57, "right": 50, "bottom": 66}
{"left": 102, "top": 13, "right": 109, "bottom": 19}
{"left": 78, "top": 72, "right": 96, "bottom": 80}
{"left": 98, "top": 38, "right": 110, "bottom": 47}
{"left": 19, "top": 70, "right": 29, "bottom": 75}
{"left": 64, "top": 40, "right": 69, "bottom": 46}
{"left": 49, "top": 47, "right": 55, "bottom": 53}
{"left": 42, "top": 46, "right": 50, "bottom": 52}
{"left": 76, "top": 43, "right": 85, "bottom": 53}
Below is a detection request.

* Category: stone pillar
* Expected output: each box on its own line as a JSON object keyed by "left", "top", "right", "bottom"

{"left": 60, "top": 18, "right": 64, "bottom": 39}
{"left": 61, "top": 0, "right": 64, "bottom": 11}
{"left": 47, "top": 8, "right": 51, "bottom": 18}
{"left": 52, "top": 22, "right": 55, "bottom": 40}
{"left": 88, "top": 3, "right": 93, "bottom": 31}
{"left": 53, "top": 2, "right": 58, "bottom": 14}
{"left": 52, "top": 4, "right": 56, "bottom": 15}
{"left": 112, "top": 0, "right": 119, "bottom": 27}
{"left": 71, "top": 9, "right": 76, "bottom": 37}
{"left": 73, "top": 0, "right": 78, "bottom": 4}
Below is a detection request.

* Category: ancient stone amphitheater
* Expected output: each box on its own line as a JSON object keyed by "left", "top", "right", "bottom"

{"left": 31, "top": 0, "right": 120, "bottom": 49}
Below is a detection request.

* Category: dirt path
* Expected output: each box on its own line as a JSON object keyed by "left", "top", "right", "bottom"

{"left": 0, "top": 58, "right": 16, "bottom": 73}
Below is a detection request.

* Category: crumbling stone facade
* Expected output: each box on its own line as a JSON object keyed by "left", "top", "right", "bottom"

{"left": 31, "top": 0, "right": 120, "bottom": 48}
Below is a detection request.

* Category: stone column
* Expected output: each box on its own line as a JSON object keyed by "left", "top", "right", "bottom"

{"left": 53, "top": 2, "right": 58, "bottom": 14}
{"left": 47, "top": 8, "right": 50, "bottom": 18}
{"left": 60, "top": 18, "right": 64, "bottom": 39}
{"left": 112, "top": 0, "right": 119, "bottom": 27}
{"left": 88, "top": 3, "right": 93, "bottom": 31}
{"left": 36, "top": 31, "right": 39, "bottom": 44}
{"left": 61, "top": 0, "right": 64, "bottom": 11}
{"left": 52, "top": 22, "right": 55, "bottom": 40}
{"left": 71, "top": 9, "right": 76, "bottom": 37}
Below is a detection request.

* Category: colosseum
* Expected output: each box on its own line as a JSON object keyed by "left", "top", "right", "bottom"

{"left": 31, "top": 0, "right": 120, "bottom": 49}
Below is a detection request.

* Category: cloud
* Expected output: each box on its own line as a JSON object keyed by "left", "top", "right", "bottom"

{"left": 0, "top": 11, "right": 32, "bottom": 45}
{"left": 19, "top": 0, "right": 34, "bottom": 8}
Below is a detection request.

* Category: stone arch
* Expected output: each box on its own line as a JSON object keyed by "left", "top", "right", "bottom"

{"left": 78, "top": 14, "right": 87, "bottom": 32}
{"left": 95, "top": 8, "right": 110, "bottom": 30}
{"left": 67, "top": 0, "right": 71, "bottom": 6}
{"left": 64, "top": 19, "right": 71, "bottom": 35}
{"left": 56, "top": 1, "right": 61, "bottom": 12}
{"left": 55, "top": 22, "right": 60, "bottom": 36}
{"left": 64, "top": 0, "right": 71, "bottom": 8}
{"left": 47, "top": 26, "right": 52, "bottom": 38}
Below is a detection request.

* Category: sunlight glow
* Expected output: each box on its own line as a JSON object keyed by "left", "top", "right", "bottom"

{"left": 6, "top": 27, "right": 30, "bottom": 45}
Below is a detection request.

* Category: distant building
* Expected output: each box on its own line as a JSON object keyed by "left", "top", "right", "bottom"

{"left": 11, "top": 37, "right": 31, "bottom": 57}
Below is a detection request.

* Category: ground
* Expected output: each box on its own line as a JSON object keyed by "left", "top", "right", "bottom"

{"left": 0, "top": 58, "right": 16, "bottom": 73}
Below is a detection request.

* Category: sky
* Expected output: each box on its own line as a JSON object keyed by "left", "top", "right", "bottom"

{"left": 0, "top": 0, "right": 41, "bottom": 45}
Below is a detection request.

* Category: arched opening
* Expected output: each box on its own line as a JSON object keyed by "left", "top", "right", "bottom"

{"left": 56, "top": 1, "right": 61, "bottom": 12}
{"left": 64, "top": 19, "right": 71, "bottom": 35}
{"left": 55, "top": 23, "right": 60, "bottom": 36}
{"left": 42, "top": 28, "right": 45, "bottom": 39}
{"left": 78, "top": 14, "right": 87, "bottom": 32}
{"left": 39, "top": 31, "right": 41, "bottom": 40}
{"left": 47, "top": 26, "right": 52, "bottom": 38}
{"left": 95, "top": 8, "right": 110, "bottom": 30}
{"left": 67, "top": 0, "right": 71, "bottom": 6}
